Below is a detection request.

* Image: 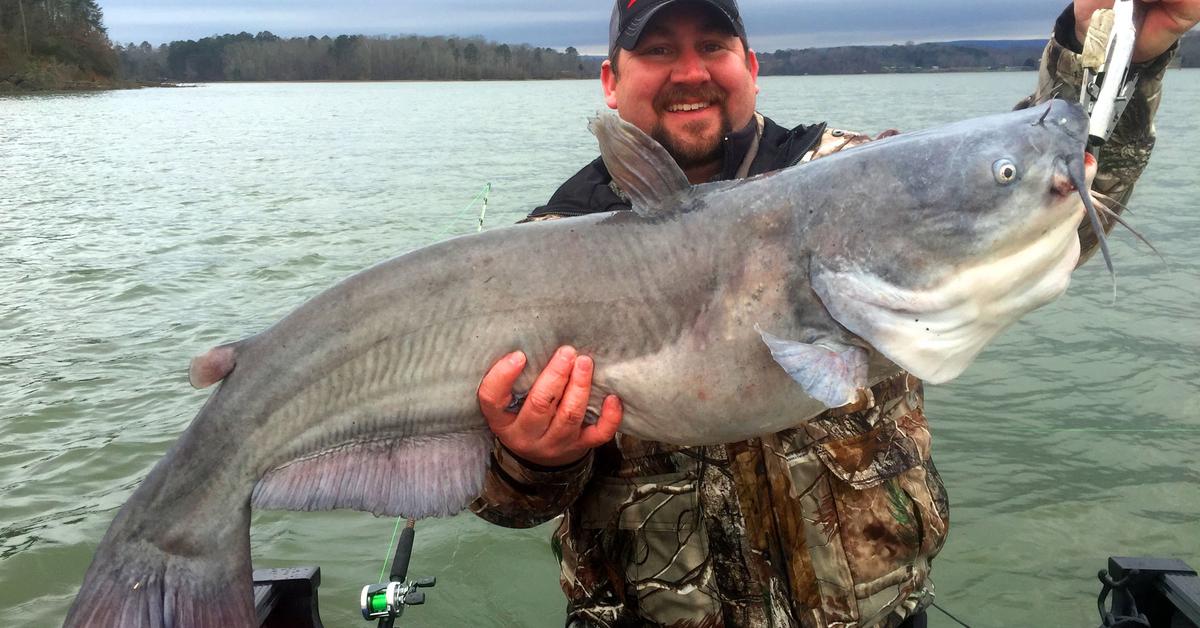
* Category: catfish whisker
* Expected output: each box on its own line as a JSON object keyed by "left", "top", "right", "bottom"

{"left": 1090, "top": 189, "right": 1133, "bottom": 214}
{"left": 1088, "top": 190, "right": 1162, "bottom": 261}
{"left": 1069, "top": 156, "right": 1116, "bottom": 299}
{"left": 1033, "top": 102, "right": 1053, "bottom": 127}
{"left": 1094, "top": 200, "right": 1164, "bottom": 262}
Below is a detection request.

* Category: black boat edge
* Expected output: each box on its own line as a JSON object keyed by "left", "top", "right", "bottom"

{"left": 253, "top": 566, "right": 324, "bottom": 628}
{"left": 250, "top": 555, "right": 1200, "bottom": 627}
{"left": 1097, "top": 556, "right": 1200, "bottom": 628}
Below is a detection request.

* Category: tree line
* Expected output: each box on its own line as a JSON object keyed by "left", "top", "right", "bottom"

{"left": 4, "top": 5, "right": 1196, "bottom": 91}
{"left": 0, "top": 0, "right": 117, "bottom": 85}
{"left": 116, "top": 32, "right": 599, "bottom": 82}
{"left": 757, "top": 41, "right": 1046, "bottom": 75}
{"left": 758, "top": 34, "right": 1199, "bottom": 75}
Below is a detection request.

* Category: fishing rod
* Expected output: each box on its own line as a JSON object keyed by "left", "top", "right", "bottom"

{"left": 1080, "top": 0, "right": 1140, "bottom": 152}
{"left": 359, "top": 518, "right": 437, "bottom": 627}
{"left": 355, "top": 183, "right": 491, "bottom": 625}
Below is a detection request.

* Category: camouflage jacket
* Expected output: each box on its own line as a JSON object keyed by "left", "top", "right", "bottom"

{"left": 470, "top": 26, "right": 1174, "bottom": 628}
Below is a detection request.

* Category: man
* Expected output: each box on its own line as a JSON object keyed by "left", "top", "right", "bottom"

{"left": 471, "top": 1, "right": 1197, "bottom": 626}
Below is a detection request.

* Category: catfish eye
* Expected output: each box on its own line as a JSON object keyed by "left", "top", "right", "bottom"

{"left": 993, "top": 158, "right": 1018, "bottom": 184}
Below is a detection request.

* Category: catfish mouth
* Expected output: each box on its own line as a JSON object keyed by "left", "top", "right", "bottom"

{"left": 1057, "top": 150, "right": 1116, "bottom": 281}
{"left": 1051, "top": 149, "right": 1159, "bottom": 280}
{"left": 1052, "top": 152, "right": 1095, "bottom": 198}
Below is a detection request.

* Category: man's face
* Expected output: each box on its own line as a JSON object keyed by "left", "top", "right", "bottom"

{"left": 602, "top": 2, "right": 759, "bottom": 172}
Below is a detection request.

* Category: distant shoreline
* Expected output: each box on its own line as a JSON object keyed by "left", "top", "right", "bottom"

{"left": 12, "top": 63, "right": 1200, "bottom": 94}
{"left": 0, "top": 77, "right": 184, "bottom": 93}
{"left": 2, "top": 67, "right": 1043, "bottom": 93}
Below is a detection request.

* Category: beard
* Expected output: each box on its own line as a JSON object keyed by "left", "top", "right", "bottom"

{"left": 650, "top": 83, "right": 733, "bottom": 171}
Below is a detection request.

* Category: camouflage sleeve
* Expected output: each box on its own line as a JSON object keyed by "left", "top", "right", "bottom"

{"left": 1016, "top": 18, "right": 1177, "bottom": 263}
{"left": 469, "top": 440, "right": 595, "bottom": 528}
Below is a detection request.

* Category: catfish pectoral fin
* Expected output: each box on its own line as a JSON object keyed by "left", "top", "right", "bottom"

{"left": 758, "top": 328, "right": 869, "bottom": 408}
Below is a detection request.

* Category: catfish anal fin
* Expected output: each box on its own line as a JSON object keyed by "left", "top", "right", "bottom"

{"left": 252, "top": 428, "right": 493, "bottom": 518}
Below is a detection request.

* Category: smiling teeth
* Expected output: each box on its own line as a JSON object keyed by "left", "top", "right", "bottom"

{"left": 668, "top": 103, "right": 709, "bottom": 112}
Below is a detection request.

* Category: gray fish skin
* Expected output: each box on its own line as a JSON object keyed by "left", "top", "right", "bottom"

{"left": 64, "top": 100, "right": 1092, "bottom": 627}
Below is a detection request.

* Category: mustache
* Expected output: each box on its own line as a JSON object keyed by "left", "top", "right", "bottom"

{"left": 654, "top": 83, "right": 726, "bottom": 111}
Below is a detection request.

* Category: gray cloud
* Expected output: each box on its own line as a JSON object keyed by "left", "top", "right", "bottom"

{"left": 99, "top": 0, "right": 1063, "bottom": 51}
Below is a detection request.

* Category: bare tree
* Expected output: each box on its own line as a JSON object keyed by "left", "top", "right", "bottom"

{"left": 18, "top": 0, "right": 30, "bottom": 55}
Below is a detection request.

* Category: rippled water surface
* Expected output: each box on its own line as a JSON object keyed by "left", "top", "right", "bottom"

{"left": 2, "top": 72, "right": 1198, "bottom": 627}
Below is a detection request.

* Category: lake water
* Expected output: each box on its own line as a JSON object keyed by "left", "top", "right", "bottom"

{"left": 1, "top": 72, "right": 1198, "bottom": 627}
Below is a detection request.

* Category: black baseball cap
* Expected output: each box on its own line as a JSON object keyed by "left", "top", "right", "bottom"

{"left": 609, "top": 0, "right": 747, "bottom": 58}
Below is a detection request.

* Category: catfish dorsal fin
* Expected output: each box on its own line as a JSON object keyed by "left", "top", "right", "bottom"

{"left": 589, "top": 113, "right": 691, "bottom": 217}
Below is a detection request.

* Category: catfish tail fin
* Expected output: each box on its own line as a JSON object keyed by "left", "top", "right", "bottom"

{"left": 63, "top": 502, "right": 255, "bottom": 628}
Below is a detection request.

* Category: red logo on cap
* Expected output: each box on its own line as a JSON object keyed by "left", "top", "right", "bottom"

{"left": 627, "top": 0, "right": 638, "bottom": 7}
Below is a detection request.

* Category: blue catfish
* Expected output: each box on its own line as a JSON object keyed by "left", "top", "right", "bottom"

{"left": 65, "top": 100, "right": 1103, "bottom": 627}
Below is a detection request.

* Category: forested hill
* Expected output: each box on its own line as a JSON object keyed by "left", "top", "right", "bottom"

{"left": 117, "top": 34, "right": 1053, "bottom": 83}
{"left": 4, "top": 10, "right": 1196, "bottom": 91}
{"left": 0, "top": 0, "right": 119, "bottom": 90}
{"left": 121, "top": 31, "right": 1199, "bottom": 84}
{"left": 116, "top": 32, "right": 598, "bottom": 82}
{"left": 127, "top": 35, "right": 1048, "bottom": 82}
{"left": 758, "top": 32, "right": 1199, "bottom": 75}
{"left": 756, "top": 40, "right": 1048, "bottom": 75}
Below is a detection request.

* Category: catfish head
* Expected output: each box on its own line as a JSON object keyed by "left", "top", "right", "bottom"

{"left": 808, "top": 99, "right": 1098, "bottom": 384}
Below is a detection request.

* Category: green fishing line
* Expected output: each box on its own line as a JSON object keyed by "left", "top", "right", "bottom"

{"left": 429, "top": 182, "right": 492, "bottom": 242}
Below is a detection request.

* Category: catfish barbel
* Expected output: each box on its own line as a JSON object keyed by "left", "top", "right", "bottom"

{"left": 65, "top": 100, "right": 1105, "bottom": 627}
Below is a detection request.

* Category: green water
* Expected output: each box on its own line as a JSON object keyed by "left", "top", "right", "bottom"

{"left": 1, "top": 72, "right": 1198, "bottom": 627}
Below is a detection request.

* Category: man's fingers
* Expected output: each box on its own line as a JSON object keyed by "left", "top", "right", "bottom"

{"left": 543, "top": 355, "right": 595, "bottom": 443}
{"left": 479, "top": 347, "right": 618, "bottom": 465}
{"left": 478, "top": 351, "right": 527, "bottom": 431}
{"left": 1137, "top": 4, "right": 1200, "bottom": 60}
{"left": 1074, "top": 0, "right": 1113, "bottom": 43}
{"left": 579, "top": 394, "right": 622, "bottom": 449}
{"left": 515, "top": 346, "right": 577, "bottom": 440}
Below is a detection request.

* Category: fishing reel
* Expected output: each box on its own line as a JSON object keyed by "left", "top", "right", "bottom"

{"left": 359, "top": 518, "right": 437, "bottom": 627}
{"left": 360, "top": 577, "right": 436, "bottom": 622}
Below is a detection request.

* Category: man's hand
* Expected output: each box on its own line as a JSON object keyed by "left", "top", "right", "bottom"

{"left": 478, "top": 346, "right": 622, "bottom": 467}
{"left": 1075, "top": 0, "right": 1200, "bottom": 62}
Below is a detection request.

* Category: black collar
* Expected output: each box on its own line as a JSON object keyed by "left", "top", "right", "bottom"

{"left": 716, "top": 115, "right": 761, "bottom": 181}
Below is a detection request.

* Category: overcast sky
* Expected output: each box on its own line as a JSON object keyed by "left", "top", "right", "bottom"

{"left": 99, "top": 0, "right": 1061, "bottom": 53}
